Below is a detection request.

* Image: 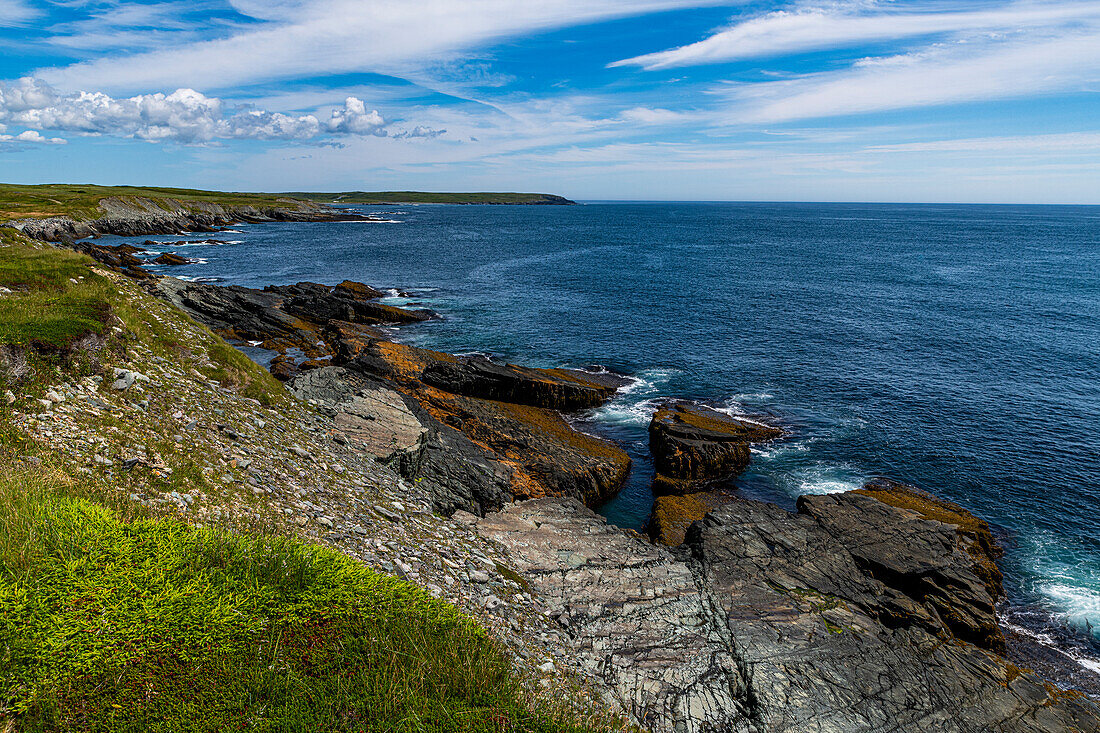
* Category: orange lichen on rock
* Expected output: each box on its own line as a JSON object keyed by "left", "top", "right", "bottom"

{"left": 650, "top": 491, "right": 733, "bottom": 545}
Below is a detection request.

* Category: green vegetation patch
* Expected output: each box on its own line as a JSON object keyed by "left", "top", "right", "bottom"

{"left": 0, "top": 237, "right": 111, "bottom": 350}
{"left": 0, "top": 464, "right": 589, "bottom": 732}
{"left": 0, "top": 184, "right": 301, "bottom": 221}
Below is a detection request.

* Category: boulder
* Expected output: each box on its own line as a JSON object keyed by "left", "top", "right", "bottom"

{"left": 153, "top": 253, "right": 190, "bottom": 266}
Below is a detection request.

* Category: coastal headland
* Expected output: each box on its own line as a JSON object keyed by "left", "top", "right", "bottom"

{"left": 1, "top": 187, "right": 1097, "bottom": 732}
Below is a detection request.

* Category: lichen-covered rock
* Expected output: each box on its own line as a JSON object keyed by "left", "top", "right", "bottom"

{"left": 649, "top": 402, "right": 781, "bottom": 494}
{"left": 648, "top": 490, "right": 733, "bottom": 545}
{"left": 421, "top": 354, "right": 629, "bottom": 411}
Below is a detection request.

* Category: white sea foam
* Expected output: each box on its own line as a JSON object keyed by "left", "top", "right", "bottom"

{"left": 1002, "top": 618, "right": 1100, "bottom": 676}
{"left": 586, "top": 367, "right": 680, "bottom": 427}
{"left": 788, "top": 463, "right": 864, "bottom": 495}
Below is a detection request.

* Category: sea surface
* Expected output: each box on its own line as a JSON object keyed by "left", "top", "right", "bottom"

{"left": 102, "top": 201, "right": 1100, "bottom": 681}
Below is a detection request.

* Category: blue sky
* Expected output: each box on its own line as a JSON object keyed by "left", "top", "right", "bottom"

{"left": 2, "top": 0, "right": 1100, "bottom": 202}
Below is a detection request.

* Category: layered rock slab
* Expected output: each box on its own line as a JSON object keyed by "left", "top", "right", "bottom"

{"left": 685, "top": 497, "right": 1100, "bottom": 733}
{"left": 476, "top": 498, "right": 755, "bottom": 733}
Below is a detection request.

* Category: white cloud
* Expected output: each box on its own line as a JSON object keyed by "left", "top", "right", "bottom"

{"left": 613, "top": 1, "right": 1100, "bottom": 69}
{"left": 37, "top": 0, "right": 728, "bottom": 94}
{"left": 0, "top": 129, "right": 66, "bottom": 145}
{"left": 325, "top": 97, "right": 387, "bottom": 136}
{"left": 0, "top": 0, "right": 37, "bottom": 27}
{"left": 619, "top": 107, "right": 686, "bottom": 124}
{"left": 392, "top": 125, "right": 447, "bottom": 139}
{"left": 716, "top": 30, "right": 1100, "bottom": 122}
{"left": 0, "top": 78, "right": 388, "bottom": 143}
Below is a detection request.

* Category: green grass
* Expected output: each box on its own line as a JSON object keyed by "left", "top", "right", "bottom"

{"left": 202, "top": 340, "right": 288, "bottom": 406}
{"left": 0, "top": 239, "right": 112, "bottom": 350}
{"left": 0, "top": 463, "right": 595, "bottom": 733}
{"left": 281, "top": 192, "right": 575, "bottom": 205}
{"left": 0, "top": 184, "right": 304, "bottom": 221}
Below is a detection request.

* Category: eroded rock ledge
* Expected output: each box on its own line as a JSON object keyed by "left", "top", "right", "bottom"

{"left": 478, "top": 491, "right": 1099, "bottom": 733}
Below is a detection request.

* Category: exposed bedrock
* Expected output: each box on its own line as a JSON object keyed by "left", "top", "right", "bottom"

{"left": 421, "top": 354, "right": 630, "bottom": 411}
{"left": 154, "top": 278, "right": 432, "bottom": 363}
{"left": 648, "top": 402, "right": 782, "bottom": 503}
{"left": 344, "top": 342, "right": 632, "bottom": 514}
{"left": 475, "top": 499, "right": 756, "bottom": 733}
{"left": 12, "top": 196, "right": 368, "bottom": 241}
{"left": 480, "top": 491, "right": 1100, "bottom": 733}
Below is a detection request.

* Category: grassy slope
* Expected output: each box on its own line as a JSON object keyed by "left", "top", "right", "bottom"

{"left": 0, "top": 184, "right": 298, "bottom": 221}
{"left": 0, "top": 234, "right": 599, "bottom": 732}
{"left": 0, "top": 463, "right": 585, "bottom": 733}
{"left": 287, "top": 191, "right": 574, "bottom": 205}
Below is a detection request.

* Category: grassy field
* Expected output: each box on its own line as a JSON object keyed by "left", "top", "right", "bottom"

{"left": 0, "top": 233, "right": 113, "bottom": 351}
{"left": 0, "top": 462, "right": 593, "bottom": 733}
{"left": 287, "top": 191, "right": 575, "bottom": 205}
{"left": 0, "top": 184, "right": 301, "bottom": 221}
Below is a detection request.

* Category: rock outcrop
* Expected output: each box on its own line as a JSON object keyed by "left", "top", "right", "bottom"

{"left": 421, "top": 355, "right": 629, "bottom": 411}
{"left": 476, "top": 499, "right": 756, "bottom": 732}
{"left": 10, "top": 195, "right": 367, "bottom": 241}
{"left": 480, "top": 491, "right": 1100, "bottom": 733}
{"left": 154, "top": 278, "right": 432, "bottom": 365}
{"left": 649, "top": 402, "right": 781, "bottom": 495}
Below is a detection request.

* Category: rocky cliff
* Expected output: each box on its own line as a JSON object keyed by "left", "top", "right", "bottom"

{"left": 6, "top": 194, "right": 365, "bottom": 241}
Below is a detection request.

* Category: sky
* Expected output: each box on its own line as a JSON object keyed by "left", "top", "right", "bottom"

{"left": 1, "top": 1, "right": 1100, "bottom": 202}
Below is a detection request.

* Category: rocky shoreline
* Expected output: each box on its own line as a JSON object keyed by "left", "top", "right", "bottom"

{"left": 4, "top": 194, "right": 369, "bottom": 241}
{"left": 14, "top": 215, "right": 1100, "bottom": 731}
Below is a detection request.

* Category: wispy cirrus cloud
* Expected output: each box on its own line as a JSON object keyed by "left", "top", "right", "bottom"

{"left": 0, "top": 0, "right": 37, "bottom": 27}
{"left": 716, "top": 29, "right": 1100, "bottom": 122}
{"left": 613, "top": 1, "right": 1100, "bottom": 69}
{"left": 37, "top": 0, "right": 728, "bottom": 94}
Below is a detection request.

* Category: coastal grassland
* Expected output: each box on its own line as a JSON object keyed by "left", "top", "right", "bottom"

{"left": 0, "top": 236, "right": 111, "bottom": 351}
{"left": 0, "top": 231, "right": 285, "bottom": 404}
{"left": 0, "top": 463, "right": 594, "bottom": 733}
{"left": 285, "top": 191, "right": 574, "bottom": 205}
{"left": 0, "top": 183, "right": 301, "bottom": 221}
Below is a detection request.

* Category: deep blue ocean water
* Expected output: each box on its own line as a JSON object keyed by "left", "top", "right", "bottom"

{"left": 102, "top": 201, "right": 1100, "bottom": 674}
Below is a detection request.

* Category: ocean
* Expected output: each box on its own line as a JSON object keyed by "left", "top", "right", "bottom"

{"left": 104, "top": 201, "right": 1100, "bottom": 679}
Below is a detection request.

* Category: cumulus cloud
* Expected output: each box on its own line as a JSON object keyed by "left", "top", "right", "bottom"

{"left": 0, "top": 129, "right": 66, "bottom": 145}
{"left": 392, "top": 125, "right": 447, "bottom": 139}
{"left": 0, "top": 78, "right": 389, "bottom": 143}
{"left": 326, "top": 97, "right": 387, "bottom": 136}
